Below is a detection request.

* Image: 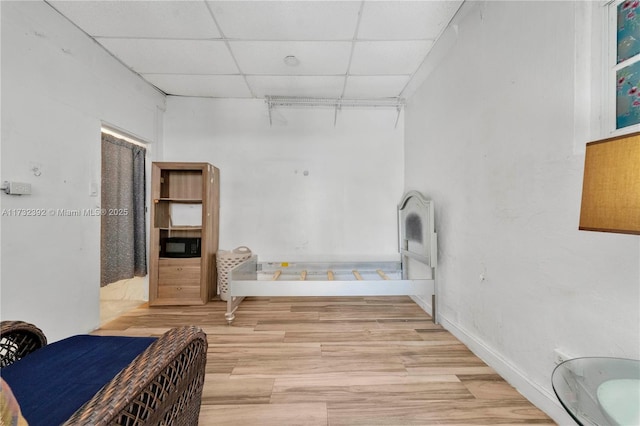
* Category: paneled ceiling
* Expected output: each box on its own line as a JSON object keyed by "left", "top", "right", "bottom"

{"left": 47, "top": 1, "right": 463, "bottom": 100}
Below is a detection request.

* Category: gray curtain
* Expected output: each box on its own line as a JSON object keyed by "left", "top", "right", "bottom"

{"left": 101, "top": 133, "right": 147, "bottom": 286}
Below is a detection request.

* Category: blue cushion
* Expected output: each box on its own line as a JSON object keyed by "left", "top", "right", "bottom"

{"left": 1, "top": 334, "right": 156, "bottom": 426}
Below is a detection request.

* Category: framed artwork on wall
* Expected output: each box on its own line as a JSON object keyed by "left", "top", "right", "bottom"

{"left": 617, "top": 1, "right": 640, "bottom": 63}
{"left": 616, "top": 60, "right": 640, "bottom": 128}
{"left": 615, "top": 1, "right": 640, "bottom": 128}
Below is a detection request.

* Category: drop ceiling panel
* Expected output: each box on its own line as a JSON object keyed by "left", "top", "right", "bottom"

{"left": 208, "top": 1, "right": 361, "bottom": 40}
{"left": 350, "top": 41, "right": 433, "bottom": 75}
{"left": 97, "top": 39, "right": 238, "bottom": 74}
{"left": 359, "top": 1, "right": 462, "bottom": 40}
{"left": 143, "top": 74, "right": 253, "bottom": 98}
{"left": 247, "top": 75, "right": 345, "bottom": 98}
{"left": 49, "top": 1, "right": 220, "bottom": 39}
{"left": 343, "top": 75, "right": 410, "bottom": 98}
{"left": 47, "top": 1, "right": 464, "bottom": 99}
{"left": 231, "top": 41, "right": 352, "bottom": 75}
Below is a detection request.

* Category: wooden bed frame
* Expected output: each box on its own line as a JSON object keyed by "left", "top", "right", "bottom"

{"left": 225, "top": 191, "right": 437, "bottom": 325}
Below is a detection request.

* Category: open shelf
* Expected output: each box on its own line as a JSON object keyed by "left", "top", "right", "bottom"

{"left": 156, "top": 198, "right": 203, "bottom": 203}
{"left": 150, "top": 162, "right": 220, "bottom": 306}
{"left": 157, "top": 226, "right": 202, "bottom": 230}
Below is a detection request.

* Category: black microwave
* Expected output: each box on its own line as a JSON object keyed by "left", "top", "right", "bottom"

{"left": 160, "top": 237, "right": 201, "bottom": 258}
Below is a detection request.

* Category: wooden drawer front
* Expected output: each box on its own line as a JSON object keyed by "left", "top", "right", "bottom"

{"left": 158, "top": 259, "right": 201, "bottom": 301}
{"left": 159, "top": 265, "right": 200, "bottom": 286}
{"left": 159, "top": 258, "right": 200, "bottom": 283}
{"left": 157, "top": 284, "right": 201, "bottom": 300}
{"left": 158, "top": 258, "right": 200, "bottom": 301}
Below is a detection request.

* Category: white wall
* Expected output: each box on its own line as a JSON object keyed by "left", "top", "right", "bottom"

{"left": 405, "top": 1, "right": 639, "bottom": 423}
{"left": 163, "top": 97, "right": 404, "bottom": 261}
{"left": 0, "top": 1, "right": 165, "bottom": 341}
{"left": 3, "top": 2, "right": 635, "bottom": 420}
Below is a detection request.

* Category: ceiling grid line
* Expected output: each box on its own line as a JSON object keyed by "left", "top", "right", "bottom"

{"left": 340, "top": 0, "right": 366, "bottom": 100}
{"left": 398, "top": 1, "right": 465, "bottom": 99}
{"left": 45, "top": 0, "right": 464, "bottom": 101}
{"left": 203, "top": 0, "right": 256, "bottom": 98}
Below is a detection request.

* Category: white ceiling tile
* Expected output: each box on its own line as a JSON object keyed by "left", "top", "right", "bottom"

{"left": 231, "top": 41, "right": 351, "bottom": 75}
{"left": 49, "top": 1, "right": 220, "bottom": 39}
{"left": 143, "top": 74, "right": 253, "bottom": 98}
{"left": 343, "top": 76, "right": 410, "bottom": 98}
{"left": 208, "top": 1, "right": 361, "bottom": 40}
{"left": 359, "top": 1, "right": 462, "bottom": 40}
{"left": 97, "top": 39, "right": 238, "bottom": 74}
{"left": 350, "top": 41, "right": 433, "bottom": 75}
{"left": 246, "top": 75, "right": 344, "bottom": 98}
{"left": 49, "top": 0, "right": 460, "bottom": 98}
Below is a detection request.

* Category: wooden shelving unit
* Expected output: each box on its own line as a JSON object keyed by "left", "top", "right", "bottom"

{"left": 149, "top": 162, "right": 219, "bottom": 306}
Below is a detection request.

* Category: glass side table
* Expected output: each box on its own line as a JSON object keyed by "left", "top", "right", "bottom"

{"left": 552, "top": 357, "right": 640, "bottom": 426}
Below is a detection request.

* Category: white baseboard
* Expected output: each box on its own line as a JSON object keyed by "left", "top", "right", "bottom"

{"left": 410, "top": 294, "right": 433, "bottom": 317}
{"left": 438, "top": 315, "right": 575, "bottom": 424}
{"left": 411, "top": 298, "right": 575, "bottom": 425}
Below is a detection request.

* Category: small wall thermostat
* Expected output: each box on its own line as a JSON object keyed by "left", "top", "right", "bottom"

{"left": 2, "top": 181, "right": 32, "bottom": 195}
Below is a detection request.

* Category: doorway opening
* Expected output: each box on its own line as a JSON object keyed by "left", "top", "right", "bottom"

{"left": 100, "top": 127, "right": 148, "bottom": 325}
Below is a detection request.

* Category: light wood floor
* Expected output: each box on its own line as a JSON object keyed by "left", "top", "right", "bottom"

{"left": 95, "top": 296, "right": 555, "bottom": 425}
